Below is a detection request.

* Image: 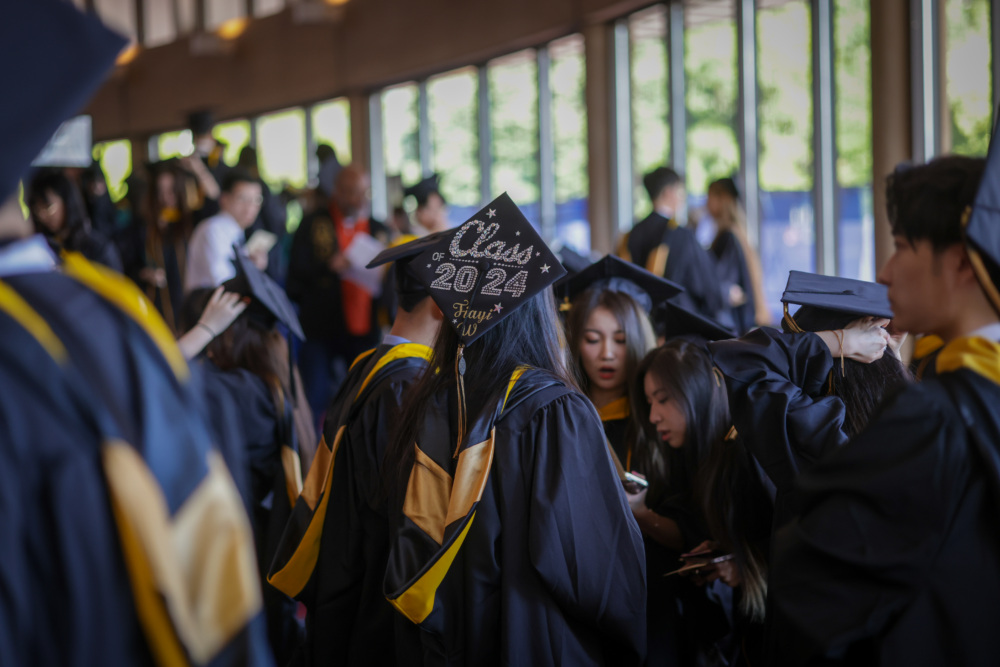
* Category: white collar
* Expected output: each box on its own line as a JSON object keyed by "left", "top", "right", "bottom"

{"left": 969, "top": 322, "right": 1000, "bottom": 343}
{"left": 0, "top": 235, "right": 57, "bottom": 278}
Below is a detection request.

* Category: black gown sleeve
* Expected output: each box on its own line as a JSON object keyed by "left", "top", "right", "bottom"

{"left": 709, "top": 328, "right": 847, "bottom": 499}
{"left": 526, "top": 392, "right": 648, "bottom": 666}
{"left": 769, "top": 384, "right": 960, "bottom": 664}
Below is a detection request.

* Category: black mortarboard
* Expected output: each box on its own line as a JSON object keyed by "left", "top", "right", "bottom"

{"left": 656, "top": 299, "right": 735, "bottom": 342}
{"left": 781, "top": 271, "right": 893, "bottom": 323}
{"left": 226, "top": 248, "right": 305, "bottom": 340}
{"left": 558, "top": 254, "right": 684, "bottom": 313}
{"left": 0, "top": 0, "right": 126, "bottom": 201}
{"left": 557, "top": 246, "right": 593, "bottom": 276}
{"left": 188, "top": 110, "right": 216, "bottom": 136}
{"left": 367, "top": 231, "right": 450, "bottom": 311}
{"left": 963, "top": 130, "right": 1000, "bottom": 312}
{"left": 407, "top": 193, "right": 566, "bottom": 344}
{"left": 404, "top": 174, "right": 444, "bottom": 207}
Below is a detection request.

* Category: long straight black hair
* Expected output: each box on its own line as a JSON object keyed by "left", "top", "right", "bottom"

{"left": 383, "top": 288, "right": 573, "bottom": 506}
{"left": 634, "top": 340, "right": 769, "bottom": 620}
{"left": 783, "top": 305, "right": 911, "bottom": 437}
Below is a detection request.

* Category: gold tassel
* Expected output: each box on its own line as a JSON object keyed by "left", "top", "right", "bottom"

{"left": 782, "top": 303, "right": 804, "bottom": 333}
{"left": 453, "top": 344, "right": 467, "bottom": 459}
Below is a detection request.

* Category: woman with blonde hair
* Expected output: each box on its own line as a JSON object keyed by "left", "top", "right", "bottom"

{"left": 707, "top": 177, "right": 770, "bottom": 333}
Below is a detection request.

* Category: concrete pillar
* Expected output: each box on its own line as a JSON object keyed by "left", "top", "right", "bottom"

{"left": 583, "top": 22, "right": 615, "bottom": 255}
{"left": 870, "top": 0, "right": 912, "bottom": 272}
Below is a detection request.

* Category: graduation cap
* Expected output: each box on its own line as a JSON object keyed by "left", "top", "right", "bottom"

{"left": 963, "top": 129, "right": 1000, "bottom": 314}
{"left": 656, "top": 299, "right": 735, "bottom": 343}
{"left": 0, "top": 0, "right": 127, "bottom": 202}
{"left": 225, "top": 248, "right": 305, "bottom": 340}
{"left": 781, "top": 270, "right": 893, "bottom": 332}
{"left": 366, "top": 230, "right": 451, "bottom": 311}
{"left": 558, "top": 254, "right": 684, "bottom": 313}
{"left": 188, "top": 110, "right": 216, "bottom": 136}
{"left": 557, "top": 246, "right": 593, "bottom": 276}
{"left": 407, "top": 192, "right": 565, "bottom": 345}
{"left": 403, "top": 174, "right": 444, "bottom": 207}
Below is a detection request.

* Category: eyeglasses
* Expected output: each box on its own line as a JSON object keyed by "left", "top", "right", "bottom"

{"left": 235, "top": 195, "right": 264, "bottom": 205}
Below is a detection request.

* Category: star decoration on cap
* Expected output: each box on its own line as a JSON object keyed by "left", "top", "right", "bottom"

{"left": 515, "top": 231, "right": 521, "bottom": 236}
{"left": 487, "top": 208, "right": 496, "bottom": 218}
{"left": 493, "top": 303, "right": 503, "bottom": 314}
{"left": 540, "top": 264, "right": 551, "bottom": 273}
{"left": 427, "top": 263, "right": 432, "bottom": 268}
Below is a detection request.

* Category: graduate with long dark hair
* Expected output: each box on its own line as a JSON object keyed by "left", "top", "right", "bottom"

{"left": 561, "top": 255, "right": 681, "bottom": 472}
{"left": 381, "top": 195, "right": 647, "bottom": 666}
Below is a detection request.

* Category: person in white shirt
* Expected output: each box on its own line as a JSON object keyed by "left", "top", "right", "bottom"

{"left": 184, "top": 169, "right": 265, "bottom": 292}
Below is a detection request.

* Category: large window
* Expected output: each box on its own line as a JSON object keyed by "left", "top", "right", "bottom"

{"left": 156, "top": 130, "right": 193, "bottom": 160}
{"left": 489, "top": 49, "right": 540, "bottom": 224}
{"left": 213, "top": 119, "right": 251, "bottom": 167}
{"left": 945, "top": 0, "right": 992, "bottom": 157}
{"left": 428, "top": 67, "right": 481, "bottom": 223}
{"left": 205, "top": 0, "right": 242, "bottom": 30}
{"left": 144, "top": 0, "right": 176, "bottom": 47}
{"left": 551, "top": 34, "right": 590, "bottom": 251}
{"left": 382, "top": 83, "right": 422, "bottom": 189}
{"left": 256, "top": 108, "right": 307, "bottom": 189}
{"left": 311, "top": 98, "right": 352, "bottom": 165}
{"left": 836, "top": 0, "right": 875, "bottom": 281}
{"left": 629, "top": 6, "right": 669, "bottom": 218}
{"left": 93, "top": 139, "right": 132, "bottom": 203}
{"left": 757, "top": 0, "right": 815, "bottom": 321}
{"left": 685, "top": 4, "right": 739, "bottom": 199}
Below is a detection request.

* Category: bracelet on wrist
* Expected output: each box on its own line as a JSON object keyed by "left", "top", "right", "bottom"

{"left": 197, "top": 321, "right": 217, "bottom": 338}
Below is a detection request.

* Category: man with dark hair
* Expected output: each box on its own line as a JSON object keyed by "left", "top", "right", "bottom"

{"left": 619, "top": 166, "right": 724, "bottom": 320}
{"left": 404, "top": 173, "right": 450, "bottom": 233}
{"left": 185, "top": 168, "right": 265, "bottom": 291}
{"left": 770, "top": 152, "right": 1000, "bottom": 666}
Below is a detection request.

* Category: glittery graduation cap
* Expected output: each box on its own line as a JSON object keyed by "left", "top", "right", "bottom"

{"left": 963, "top": 132, "right": 1000, "bottom": 313}
{"left": 781, "top": 271, "right": 893, "bottom": 332}
{"left": 558, "top": 254, "right": 683, "bottom": 313}
{"left": 408, "top": 193, "right": 566, "bottom": 345}
{"left": 0, "top": 0, "right": 126, "bottom": 201}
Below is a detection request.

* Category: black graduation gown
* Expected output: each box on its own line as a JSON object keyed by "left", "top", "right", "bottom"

{"left": 197, "top": 361, "right": 302, "bottom": 665}
{"left": 711, "top": 229, "right": 756, "bottom": 334}
{"left": 286, "top": 207, "right": 388, "bottom": 344}
{"left": 709, "top": 328, "right": 847, "bottom": 530}
{"left": 770, "top": 337, "right": 1000, "bottom": 666}
{"left": 0, "top": 253, "right": 273, "bottom": 666}
{"left": 384, "top": 369, "right": 648, "bottom": 666}
{"left": 307, "top": 343, "right": 433, "bottom": 666}
{"left": 621, "top": 212, "right": 724, "bottom": 320}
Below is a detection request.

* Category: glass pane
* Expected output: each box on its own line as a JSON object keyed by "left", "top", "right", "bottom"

{"left": 629, "top": 6, "right": 669, "bottom": 218}
{"left": 835, "top": 0, "right": 875, "bottom": 280}
{"left": 95, "top": 0, "right": 137, "bottom": 40}
{"left": 312, "top": 98, "right": 352, "bottom": 165}
{"left": 213, "top": 119, "right": 251, "bottom": 167}
{"left": 428, "top": 67, "right": 480, "bottom": 223}
{"left": 489, "top": 49, "right": 539, "bottom": 224}
{"left": 685, "top": 4, "right": 739, "bottom": 197}
{"left": 550, "top": 34, "right": 590, "bottom": 252}
{"left": 382, "top": 84, "right": 421, "bottom": 188}
{"left": 205, "top": 0, "right": 242, "bottom": 29}
{"left": 176, "top": 0, "right": 196, "bottom": 34}
{"left": 256, "top": 108, "right": 307, "bottom": 189}
{"left": 144, "top": 0, "right": 176, "bottom": 47}
{"left": 945, "top": 0, "right": 992, "bottom": 157}
{"left": 157, "top": 130, "right": 193, "bottom": 159}
{"left": 93, "top": 139, "right": 132, "bottom": 203}
{"left": 254, "top": 0, "right": 285, "bottom": 18}
{"left": 758, "top": 0, "right": 815, "bottom": 322}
